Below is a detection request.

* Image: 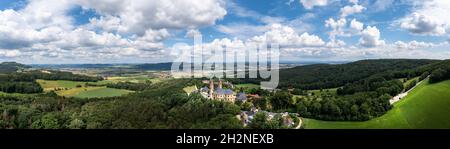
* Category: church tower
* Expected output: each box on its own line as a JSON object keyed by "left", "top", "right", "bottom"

{"left": 209, "top": 79, "right": 214, "bottom": 99}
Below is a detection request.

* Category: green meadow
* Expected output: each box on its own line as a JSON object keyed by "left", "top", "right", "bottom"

{"left": 72, "top": 87, "right": 133, "bottom": 98}
{"left": 303, "top": 79, "right": 450, "bottom": 129}
{"left": 235, "top": 83, "right": 260, "bottom": 89}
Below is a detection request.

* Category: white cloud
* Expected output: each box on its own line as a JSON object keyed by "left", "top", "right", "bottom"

{"left": 82, "top": 0, "right": 227, "bottom": 35}
{"left": 350, "top": 19, "right": 364, "bottom": 32}
{"left": 172, "top": 24, "right": 327, "bottom": 62}
{"left": 326, "top": 39, "right": 346, "bottom": 48}
{"left": 0, "top": 2, "right": 72, "bottom": 49}
{"left": 300, "top": 0, "right": 328, "bottom": 10}
{"left": 217, "top": 16, "right": 314, "bottom": 40}
{"left": 394, "top": 40, "right": 446, "bottom": 50}
{"left": 138, "top": 29, "right": 171, "bottom": 43}
{"left": 0, "top": 0, "right": 228, "bottom": 63}
{"left": 400, "top": 13, "right": 446, "bottom": 36}
{"left": 398, "top": 0, "right": 450, "bottom": 36}
{"left": 21, "top": 0, "right": 75, "bottom": 30}
{"left": 175, "top": 26, "right": 450, "bottom": 62}
{"left": 250, "top": 24, "right": 325, "bottom": 47}
{"left": 359, "top": 26, "right": 385, "bottom": 47}
{"left": 325, "top": 18, "right": 347, "bottom": 40}
{"left": 340, "top": 4, "right": 365, "bottom": 17}
{"left": 0, "top": 50, "right": 21, "bottom": 58}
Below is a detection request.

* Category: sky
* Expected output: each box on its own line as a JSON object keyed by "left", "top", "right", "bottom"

{"left": 0, "top": 0, "right": 449, "bottom": 64}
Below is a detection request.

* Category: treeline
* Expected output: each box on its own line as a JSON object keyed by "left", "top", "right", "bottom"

{"left": 0, "top": 73, "right": 43, "bottom": 94}
{"left": 0, "top": 79, "right": 243, "bottom": 129}
{"left": 0, "top": 81, "right": 43, "bottom": 94}
{"left": 21, "top": 70, "right": 103, "bottom": 82}
{"left": 247, "top": 112, "right": 297, "bottom": 129}
{"left": 337, "top": 77, "right": 404, "bottom": 96}
{"left": 429, "top": 66, "right": 450, "bottom": 83}
{"left": 296, "top": 93, "right": 391, "bottom": 121}
{"left": 258, "top": 89, "right": 392, "bottom": 121}
{"left": 105, "top": 82, "right": 152, "bottom": 91}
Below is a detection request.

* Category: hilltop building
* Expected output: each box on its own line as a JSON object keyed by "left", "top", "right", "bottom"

{"left": 209, "top": 79, "right": 236, "bottom": 102}
{"left": 196, "top": 79, "right": 248, "bottom": 103}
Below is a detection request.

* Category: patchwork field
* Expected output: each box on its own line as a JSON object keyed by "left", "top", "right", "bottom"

{"left": 37, "top": 79, "right": 87, "bottom": 91}
{"left": 37, "top": 80, "right": 133, "bottom": 98}
{"left": 105, "top": 76, "right": 161, "bottom": 84}
{"left": 303, "top": 79, "right": 450, "bottom": 129}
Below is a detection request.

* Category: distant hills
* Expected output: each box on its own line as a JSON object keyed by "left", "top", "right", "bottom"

{"left": 31, "top": 64, "right": 117, "bottom": 69}
{"left": 133, "top": 62, "right": 173, "bottom": 70}
{"left": 30, "top": 63, "right": 174, "bottom": 71}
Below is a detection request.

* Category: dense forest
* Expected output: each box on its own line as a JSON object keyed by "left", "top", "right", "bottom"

{"left": 278, "top": 59, "right": 437, "bottom": 90}
{"left": 428, "top": 61, "right": 450, "bottom": 83}
{"left": 228, "top": 59, "right": 437, "bottom": 90}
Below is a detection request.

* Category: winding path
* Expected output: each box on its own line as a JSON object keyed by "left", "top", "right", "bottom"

{"left": 389, "top": 77, "right": 426, "bottom": 105}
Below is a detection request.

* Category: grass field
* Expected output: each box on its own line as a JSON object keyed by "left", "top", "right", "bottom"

{"left": 183, "top": 85, "right": 197, "bottom": 95}
{"left": 303, "top": 79, "right": 450, "bottom": 129}
{"left": 56, "top": 86, "right": 132, "bottom": 98}
{"left": 235, "top": 83, "right": 259, "bottom": 89}
{"left": 73, "top": 87, "right": 133, "bottom": 98}
{"left": 403, "top": 77, "right": 419, "bottom": 88}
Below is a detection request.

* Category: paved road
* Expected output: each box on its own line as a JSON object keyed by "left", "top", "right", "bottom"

{"left": 295, "top": 117, "right": 303, "bottom": 129}
{"left": 389, "top": 78, "right": 426, "bottom": 104}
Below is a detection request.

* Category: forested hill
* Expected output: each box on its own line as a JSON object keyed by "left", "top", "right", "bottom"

{"left": 0, "top": 62, "right": 103, "bottom": 94}
{"left": 0, "top": 62, "right": 30, "bottom": 73}
{"left": 278, "top": 59, "right": 439, "bottom": 90}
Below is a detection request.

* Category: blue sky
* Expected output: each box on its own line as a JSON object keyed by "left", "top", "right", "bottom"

{"left": 0, "top": 0, "right": 449, "bottom": 64}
